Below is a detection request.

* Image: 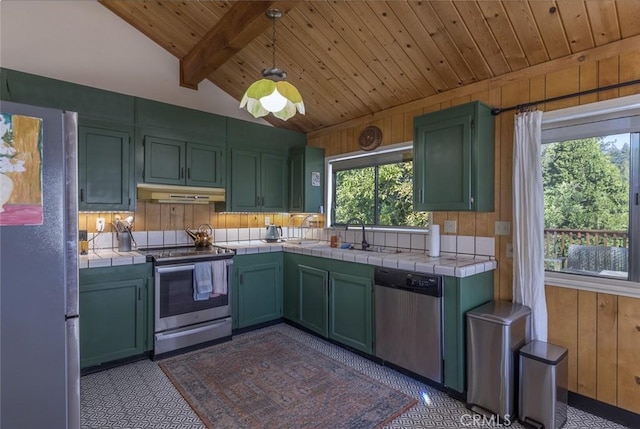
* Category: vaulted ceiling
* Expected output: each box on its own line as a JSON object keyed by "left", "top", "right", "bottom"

{"left": 99, "top": 1, "right": 640, "bottom": 134}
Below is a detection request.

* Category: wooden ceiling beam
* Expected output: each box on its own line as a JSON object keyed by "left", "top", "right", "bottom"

{"left": 180, "top": 1, "right": 298, "bottom": 90}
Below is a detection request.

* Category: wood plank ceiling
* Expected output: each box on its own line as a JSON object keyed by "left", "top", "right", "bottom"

{"left": 99, "top": 1, "right": 640, "bottom": 134}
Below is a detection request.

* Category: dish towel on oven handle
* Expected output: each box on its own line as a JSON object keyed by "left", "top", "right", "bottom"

{"left": 193, "top": 262, "right": 213, "bottom": 301}
{"left": 212, "top": 260, "right": 227, "bottom": 296}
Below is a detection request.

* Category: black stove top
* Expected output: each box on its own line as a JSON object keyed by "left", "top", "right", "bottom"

{"left": 139, "top": 245, "right": 235, "bottom": 264}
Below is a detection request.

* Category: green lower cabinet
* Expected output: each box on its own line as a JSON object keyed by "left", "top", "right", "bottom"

{"left": 284, "top": 253, "right": 374, "bottom": 354}
{"left": 298, "top": 265, "right": 329, "bottom": 336}
{"left": 442, "top": 270, "right": 494, "bottom": 393}
{"left": 233, "top": 253, "right": 283, "bottom": 329}
{"left": 328, "top": 272, "right": 373, "bottom": 354}
{"left": 79, "top": 264, "right": 153, "bottom": 369}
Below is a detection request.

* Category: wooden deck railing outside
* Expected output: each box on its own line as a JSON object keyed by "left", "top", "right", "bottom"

{"left": 544, "top": 228, "right": 628, "bottom": 270}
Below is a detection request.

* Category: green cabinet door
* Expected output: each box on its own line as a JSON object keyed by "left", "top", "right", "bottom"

{"left": 233, "top": 253, "right": 283, "bottom": 329}
{"left": 329, "top": 271, "right": 373, "bottom": 354}
{"left": 261, "top": 153, "right": 287, "bottom": 212}
{"left": 143, "top": 136, "right": 186, "bottom": 185}
{"left": 289, "top": 146, "right": 325, "bottom": 213}
{"left": 442, "top": 270, "right": 494, "bottom": 393}
{"left": 283, "top": 252, "right": 301, "bottom": 322}
{"left": 79, "top": 278, "right": 145, "bottom": 368}
{"left": 78, "top": 124, "right": 132, "bottom": 211}
{"left": 230, "top": 149, "right": 287, "bottom": 212}
{"left": 298, "top": 264, "right": 329, "bottom": 336}
{"left": 143, "top": 136, "right": 224, "bottom": 187}
{"left": 230, "top": 149, "right": 260, "bottom": 211}
{"left": 79, "top": 264, "right": 153, "bottom": 369}
{"left": 186, "top": 142, "right": 223, "bottom": 187}
{"left": 413, "top": 101, "right": 494, "bottom": 212}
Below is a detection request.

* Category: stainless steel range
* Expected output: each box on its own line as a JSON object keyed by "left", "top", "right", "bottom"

{"left": 140, "top": 245, "right": 235, "bottom": 356}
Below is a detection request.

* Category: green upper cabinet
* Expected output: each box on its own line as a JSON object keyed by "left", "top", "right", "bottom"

{"left": 1, "top": 68, "right": 135, "bottom": 124}
{"left": 289, "top": 146, "right": 325, "bottom": 213}
{"left": 78, "top": 122, "right": 134, "bottom": 211}
{"left": 143, "top": 136, "right": 223, "bottom": 187}
{"left": 136, "top": 97, "right": 226, "bottom": 188}
{"left": 230, "top": 149, "right": 287, "bottom": 212}
{"left": 413, "top": 101, "right": 495, "bottom": 212}
{"left": 227, "top": 117, "right": 305, "bottom": 212}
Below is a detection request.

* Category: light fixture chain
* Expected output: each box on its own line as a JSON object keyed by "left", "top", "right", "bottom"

{"left": 271, "top": 13, "right": 277, "bottom": 69}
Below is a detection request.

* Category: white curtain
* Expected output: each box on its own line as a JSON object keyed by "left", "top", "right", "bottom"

{"left": 513, "top": 111, "right": 547, "bottom": 342}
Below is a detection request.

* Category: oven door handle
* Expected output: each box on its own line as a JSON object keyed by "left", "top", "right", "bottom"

{"left": 156, "top": 264, "right": 195, "bottom": 274}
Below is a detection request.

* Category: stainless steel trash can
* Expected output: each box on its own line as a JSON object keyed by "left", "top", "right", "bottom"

{"left": 466, "top": 300, "right": 531, "bottom": 419}
{"left": 519, "top": 341, "right": 568, "bottom": 429}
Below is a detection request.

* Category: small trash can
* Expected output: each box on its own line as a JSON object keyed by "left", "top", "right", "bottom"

{"left": 466, "top": 300, "right": 531, "bottom": 420}
{"left": 519, "top": 341, "right": 568, "bottom": 429}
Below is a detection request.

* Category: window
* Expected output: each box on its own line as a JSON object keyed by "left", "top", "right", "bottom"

{"left": 328, "top": 144, "right": 429, "bottom": 228}
{"left": 542, "top": 95, "right": 640, "bottom": 284}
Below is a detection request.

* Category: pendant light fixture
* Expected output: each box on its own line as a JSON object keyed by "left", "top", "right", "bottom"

{"left": 240, "top": 9, "right": 304, "bottom": 121}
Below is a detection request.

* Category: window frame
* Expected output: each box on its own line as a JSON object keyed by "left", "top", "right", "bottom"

{"left": 542, "top": 94, "right": 640, "bottom": 297}
{"left": 326, "top": 142, "right": 427, "bottom": 231}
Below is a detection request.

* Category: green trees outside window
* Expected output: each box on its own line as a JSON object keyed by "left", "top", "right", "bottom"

{"left": 333, "top": 161, "right": 429, "bottom": 227}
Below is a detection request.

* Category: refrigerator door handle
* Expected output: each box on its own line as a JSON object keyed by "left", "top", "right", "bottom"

{"left": 66, "top": 318, "right": 80, "bottom": 429}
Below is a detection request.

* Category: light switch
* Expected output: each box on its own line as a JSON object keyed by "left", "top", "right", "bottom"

{"left": 443, "top": 220, "right": 457, "bottom": 234}
{"left": 264, "top": 216, "right": 271, "bottom": 226}
{"left": 495, "top": 221, "right": 511, "bottom": 236}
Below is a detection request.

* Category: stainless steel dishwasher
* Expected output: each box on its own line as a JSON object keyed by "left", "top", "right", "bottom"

{"left": 375, "top": 267, "right": 443, "bottom": 383}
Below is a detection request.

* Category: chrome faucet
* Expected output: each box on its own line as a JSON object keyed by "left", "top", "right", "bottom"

{"left": 345, "top": 217, "right": 370, "bottom": 251}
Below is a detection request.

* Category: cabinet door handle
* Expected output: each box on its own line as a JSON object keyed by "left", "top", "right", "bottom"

{"left": 138, "top": 288, "right": 142, "bottom": 301}
{"left": 80, "top": 188, "right": 84, "bottom": 202}
{"left": 187, "top": 168, "right": 191, "bottom": 179}
{"left": 180, "top": 168, "right": 184, "bottom": 179}
{"left": 239, "top": 274, "right": 243, "bottom": 284}
{"left": 418, "top": 189, "right": 423, "bottom": 204}
{"left": 255, "top": 196, "right": 260, "bottom": 207}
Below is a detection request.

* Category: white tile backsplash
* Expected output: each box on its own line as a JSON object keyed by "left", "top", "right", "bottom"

{"left": 385, "top": 232, "right": 398, "bottom": 248}
{"left": 475, "top": 237, "right": 495, "bottom": 256}
{"left": 410, "top": 234, "right": 426, "bottom": 251}
{"left": 397, "top": 233, "right": 411, "bottom": 249}
{"left": 147, "top": 231, "right": 163, "bottom": 247}
{"left": 132, "top": 231, "right": 147, "bottom": 247}
{"left": 214, "top": 229, "right": 227, "bottom": 242}
{"left": 238, "top": 228, "right": 250, "bottom": 241}
{"left": 372, "top": 231, "right": 385, "bottom": 246}
{"left": 176, "top": 230, "right": 190, "bottom": 245}
{"left": 227, "top": 229, "right": 239, "bottom": 242}
{"left": 457, "top": 235, "right": 475, "bottom": 254}
{"left": 163, "top": 230, "right": 176, "bottom": 246}
{"left": 441, "top": 235, "right": 457, "bottom": 253}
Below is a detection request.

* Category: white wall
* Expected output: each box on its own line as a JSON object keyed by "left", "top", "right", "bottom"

{"left": 0, "top": 0, "right": 268, "bottom": 125}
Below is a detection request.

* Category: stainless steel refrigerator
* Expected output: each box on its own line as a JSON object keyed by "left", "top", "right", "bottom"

{"left": 0, "top": 101, "right": 80, "bottom": 429}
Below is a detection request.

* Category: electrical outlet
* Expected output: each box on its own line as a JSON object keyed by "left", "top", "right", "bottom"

{"left": 506, "top": 243, "right": 513, "bottom": 259}
{"left": 443, "top": 220, "right": 457, "bottom": 234}
{"left": 264, "top": 216, "right": 271, "bottom": 226}
{"left": 495, "top": 221, "right": 511, "bottom": 236}
{"left": 96, "top": 217, "right": 105, "bottom": 232}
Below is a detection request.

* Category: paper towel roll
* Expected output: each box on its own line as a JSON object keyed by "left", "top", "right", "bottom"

{"left": 429, "top": 224, "right": 440, "bottom": 257}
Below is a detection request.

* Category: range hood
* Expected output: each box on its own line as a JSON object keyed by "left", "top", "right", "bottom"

{"left": 137, "top": 183, "right": 225, "bottom": 204}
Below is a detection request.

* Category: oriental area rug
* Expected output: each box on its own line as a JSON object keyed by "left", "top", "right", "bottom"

{"left": 159, "top": 331, "right": 417, "bottom": 429}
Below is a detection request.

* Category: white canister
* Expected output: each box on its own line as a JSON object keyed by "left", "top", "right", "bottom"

{"left": 429, "top": 224, "right": 440, "bottom": 257}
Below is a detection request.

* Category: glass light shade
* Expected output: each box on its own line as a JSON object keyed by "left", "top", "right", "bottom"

{"left": 240, "top": 79, "right": 305, "bottom": 121}
{"left": 259, "top": 88, "right": 288, "bottom": 112}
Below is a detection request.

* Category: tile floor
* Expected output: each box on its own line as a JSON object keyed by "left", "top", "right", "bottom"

{"left": 81, "top": 324, "right": 630, "bottom": 429}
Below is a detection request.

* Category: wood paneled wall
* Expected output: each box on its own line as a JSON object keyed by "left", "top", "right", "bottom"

{"left": 307, "top": 44, "right": 640, "bottom": 413}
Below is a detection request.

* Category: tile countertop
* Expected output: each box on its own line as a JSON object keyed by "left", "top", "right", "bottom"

{"left": 220, "top": 240, "right": 497, "bottom": 278}
{"left": 78, "top": 241, "right": 497, "bottom": 278}
{"left": 79, "top": 250, "right": 147, "bottom": 269}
